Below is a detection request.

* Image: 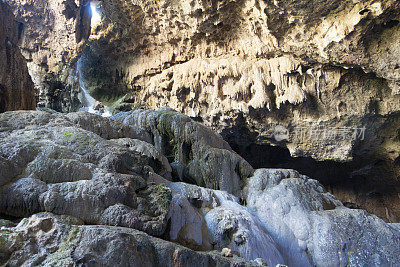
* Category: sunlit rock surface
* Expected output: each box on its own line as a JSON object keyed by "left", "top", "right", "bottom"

{"left": 244, "top": 169, "right": 400, "bottom": 266}
{"left": 149, "top": 173, "right": 284, "bottom": 265}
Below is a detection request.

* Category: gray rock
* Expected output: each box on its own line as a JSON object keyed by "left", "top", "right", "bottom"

{"left": 244, "top": 169, "right": 400, "bottom": 266}
{"left": 149, "top": 173, "right": 285, "bottom": 266}
{"left": 0, "top": 213, "right": 258, "bottom": 266}
{"left": 66, "top": 111, "right": 152, "bottom": 142}
{"left": 112, "top": 108, "right": 254, "bottom": 195}
{"left": 0, "top": 111, "right": 169, "bottom": 236}
{"left": 110, "top": 138, "right": 172, "bottom": 179}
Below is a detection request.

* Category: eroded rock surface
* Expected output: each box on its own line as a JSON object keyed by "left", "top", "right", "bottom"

{"left": 244, "top": 169, "right": 400, "bottom": 266}
{"left": 149, "top": 174, "right": 285, "bottom": 266}
{"left": 0, "top": 213, "right": 258, "bottom": 266}
{"left": 75, "top": 0, "right": 400, "bottom": 222}
{"left": 149, "top": 165, "right": 400, "bottom": 266}
{"left": 113, "top": 108, "right": 254, "bottom": 195}
{"left": 4, "top": 0, "right": 92, "bottom": 112}
{"left": 1, "top": 109, "right": 400, "bottom": 266}
{"left": 3, "top": 0, "right": 400, "bottom": 220}
{"left": 0, "top": 111, "right": 170, "bottom": 236}
{"left": 0, "top": 1, "right": 35, "bottom": 113}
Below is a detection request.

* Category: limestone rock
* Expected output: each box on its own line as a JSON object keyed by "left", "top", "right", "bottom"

{"left": 0, "top": 109, "right": 400, "bottom": 266}
{"left": 71, "top": 0, "right": 400, "bottom": 222}
{"left": 0, "top": 213, "right": 258, "bottom": 266}
{"left": 0, "top": 1, "right": 35, "bottom": 113}
{"left": 0, "top": 111, "right": 169, "bottom": 236}
{"left": 110, "top": 138, "right": 172, "bottom": 179}
{"left": 244, "top": 169, "right": 400, "bottom": 266}
{"left": 66, "top": 111, "right": 152, "bottom": 142}
{"left": 149, "top": 173, "right": 285, "bottom": 266}
{"left": 113, "top": 108, "right": 254, "bottom": 195}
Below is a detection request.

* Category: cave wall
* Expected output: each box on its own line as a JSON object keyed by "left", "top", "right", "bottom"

{"left": 0, "top": 1, "right": 35, "bottom": 112}
{"left": 76, "top": 0, "right": 400, "bottom": 222}
{"left": 4, "top": 0, "right": 92, "bottom": 112}
{"left": 6, "top": 0, "right": 400, "bottom": 221}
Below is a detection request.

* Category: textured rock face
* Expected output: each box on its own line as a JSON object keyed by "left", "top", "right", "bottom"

{"left": 0, "top": 110, "right": 275, "bottom": 265}
{"left": 1, "top": 109, "right": 400, "bottom": 265}
{"left": 0, "top": 2, "right": 35, "bottom": 112}
{"left": 0, "top": 213, "right": 258, "bottom": 266}
{"left": 149, "top": 173, "right": 284, "bottom": 265}
{"left": 150, "top": 164, "right": 400, "bottom": 266}
{"left": 113, "top": 108, "right": 254, "bottom": 195}
{"left": 75, "top": 0, "right": 400, "bottom": 222}
{"left": 0, "top": 111, "right": 170, "bottom": 236}
{"left": 4, "top": 0, "right": 92, "bottom": 112}
{"left": 244, "top": 169, "right": 400, "bottom": 266}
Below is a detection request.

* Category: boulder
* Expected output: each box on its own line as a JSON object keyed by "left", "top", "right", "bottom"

{"left": 149, "top": 173, "right": 285, "bottom": 266}
{"left": 0, "top": 213, "right": 259, "bottom": 266}
{"left": 244, "top": 169, "right": 400, "bottom": 266}
{"left": 113, "top": 108, "right": 254, "bottom": 195}
{"left": 110, "top": 138, "right": 172, "bottom": 179}
{"left": 0, "top": 111, "right": 169, "bottom": 236}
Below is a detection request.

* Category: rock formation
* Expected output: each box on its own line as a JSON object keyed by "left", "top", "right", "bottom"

{"left": 2, "top": 0, "right": 400, "bottom": 265}
{"left": 72, "top": 0, "right": 400, "bottom": 222}
{"left": 0, "top": 1, "right": 35, "bottom": 112}
{"left": 1, "top": 109, "right": 400, "bottom": 266}
{"left": 0, "top": 213, "right": 258, "bottom": 266}
{"left": 4, "top": 0, "right": 92, "bottom": 112}
{"left": 112, "top": 108, "right": 253, "bottom": 195}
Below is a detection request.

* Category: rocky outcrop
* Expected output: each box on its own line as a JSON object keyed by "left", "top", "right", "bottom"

{"left": 110, "top": 138, "right": 173, "bottom": 179}
{"left": 113, "top": 108, "right": 254, "bottom": 195}
{"left": 0, "top": 1, "right": 35, "bottom": 113}
{"left": 1, "top": 109, "right": 400, "bottom": 265}
{"left": 244, "top": 169, "right": 400, "bottom": 266}
{"left": 4, "top": 0, "right": 92, "bottom": 112}
{"left": 0, "top": 213, "right": 259, "bottom": 266}
{"left": 4, "top": 0, "right": 400, "bottom": 221}
{"left": 0, "top": 111, "right": 170, "bottom": 236}
{"left": 74, "top": 0, "right": 400, "bottom": 222}
{"left": 148, "top": 167, "right": 400, "bottom": 266}
{"left": 149, "top": 173, "right": 285, "bottom": 266}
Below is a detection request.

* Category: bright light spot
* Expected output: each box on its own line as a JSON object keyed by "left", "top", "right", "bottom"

{"left": 90, "top": 2, "right": 101, "bottom": 28}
